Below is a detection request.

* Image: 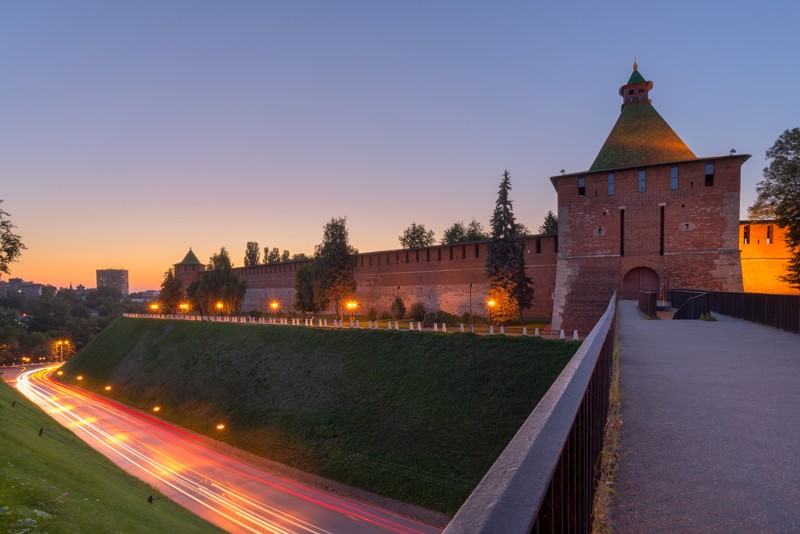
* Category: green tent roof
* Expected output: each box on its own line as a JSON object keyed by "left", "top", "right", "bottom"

{"left": 589, "top": 101, "right": 696, "bottom": 171}
{"left": 627, "top": 69, "right": 646, "bottom": 84}
{"left": 178, "top": 248, "right": 202, "bottom": 265}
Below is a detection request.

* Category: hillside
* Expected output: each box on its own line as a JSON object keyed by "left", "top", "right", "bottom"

{"left": 0, "top": 374, "right": 222, "bottom": 533}
{"left": 61, "top": 318, "right": 578, "bottom": 514}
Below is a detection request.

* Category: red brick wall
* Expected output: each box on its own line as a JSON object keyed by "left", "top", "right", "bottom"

{"left": 740, "top": 222, "right": 799, "bottom": 295}
{"left": 233, "top": 237, "right": 557, "bottom": 321}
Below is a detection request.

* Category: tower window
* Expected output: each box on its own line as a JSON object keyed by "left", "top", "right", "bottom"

{"left": 767, "top": 225, "right": 773, "bottom": 244}
{"left": 535, "top": 237, "right": 541, "bottom": 254}
{"left": 743, "top": 225, "right": 750, "bottom": 245}
{"left": 705, "top": 162, "right": 715, "bottom": 186}
{"left": 670, "top": 166, "right": 679, "bottom": 190}
{"left": 578, "top": 177, "right": 586, "bottom": 196}
{"left": 638, "top": 169, "right": 646, "bottom": 192}
{"left": 628, "top": 89, "right": 634, "bottom": 95}
{"left": 608, "top": 173, "right": 615, "bottom": 195}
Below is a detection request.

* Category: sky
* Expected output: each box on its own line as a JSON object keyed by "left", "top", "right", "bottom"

{"left": 2, "top": 1, "right": 798, "bottom": 292}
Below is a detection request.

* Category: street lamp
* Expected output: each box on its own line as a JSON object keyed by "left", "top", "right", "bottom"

{"left": 57, "top": 340, "right": 70, "bottom": 363}
{"left": 346, "top": 300, "right": 358, "bottom": 321}
{"left": 150, "top": 303, "right": 160, "bottom": 314}
{"left": 487, "top": 299, "right": 496, "bottom": 326}
{"left": 215, "top": 301, "right": 224, "bottom": 315}
{"left": 269, "top": 300, "right": 280, "bottom": 322}
{"left": 179, "top": 303, "right": 189, "bottom": 314}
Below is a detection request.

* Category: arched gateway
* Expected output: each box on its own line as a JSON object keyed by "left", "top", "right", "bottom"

{"left": 622, "top": 267, "right": 659, "bottom": 300}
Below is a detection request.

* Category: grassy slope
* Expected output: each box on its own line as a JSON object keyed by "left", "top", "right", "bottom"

{"left": 0, "top": 376, "right": 222, "bottom": 533}
{"left": 62, "top": 318, "right": 578, "bottom": 514}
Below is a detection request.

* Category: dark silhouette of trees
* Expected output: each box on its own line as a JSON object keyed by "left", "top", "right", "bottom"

{"left": 243, "top": 242, "right": 261, "bottom": 267}
{"left": 399, "top": 223, "right": 435, "bottom": 248}
{"left": 187, "top": 247, "right": 247, "bottom": 314}
{"left": 538, "top": 210, "right": 558, "bottom": 235}
{"left": 0, "top": 200, "right": 25, "bottom": 275}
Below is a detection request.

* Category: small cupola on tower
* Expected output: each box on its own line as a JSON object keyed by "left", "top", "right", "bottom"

{"left": 618, "top": 59, "right": 653, "bottom": 110}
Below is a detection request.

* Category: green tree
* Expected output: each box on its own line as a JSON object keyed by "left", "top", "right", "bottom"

{"left": 390, "top": 296, "right": 406, "bottom": 319}
{"left": 485, "top": 170, "right": 533, "bottom": 323}
{"left": 441, "top": 222, "right": 466, "bottom": 244}
{"left": 316, "top": 217, "right": 357, "bottom": 319}
{"left": 266, "top": 247, "right": 281, "bottom": 264}
{"left": 0, "top": 200, "right": 25, "bottom": 275}
{"left": 399, "top": 222, "right": 435, "bottom": 248}
{"left": 187, "top": 247, "right": 247, "bottom": 314}
{"left": 465, "top": 219, "right": 489, "bottom": 241}
{"left": 244, "top": 241, "right": 261, "bottom": 267}
{"left": 750, "top": 128, "right": 800, "bottom": 288}
{"left": 291, "top": 252, "right": 310, "bottom": 261}
{"left": 159, "top": 268, "right": 184, "bottom": 313}
{"left": 281, "top": 250, "right": 290, "bottom": 262}
{"left": 538, "top": 210, "right": 558, "bottom": 235}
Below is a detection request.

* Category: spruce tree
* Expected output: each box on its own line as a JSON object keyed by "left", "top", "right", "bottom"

{"left": 485, "top": 170, "right": 533, "bottom": 323}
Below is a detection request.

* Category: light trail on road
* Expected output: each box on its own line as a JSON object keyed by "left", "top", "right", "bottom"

{"left": 15, "top": 366, "right": 442, "bottom": 534}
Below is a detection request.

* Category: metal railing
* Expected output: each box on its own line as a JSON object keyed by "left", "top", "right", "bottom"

{"left": 443, "top": 293, "right": 617, "bottom": 534}
{"left": 638, "top": 291, "right": 658, "bottom": 318}
{"left": 707, "top": 291, "right": 800, "bottom": 334}
{"left": 667, "top": 290, "right": 711, "bottom": 320}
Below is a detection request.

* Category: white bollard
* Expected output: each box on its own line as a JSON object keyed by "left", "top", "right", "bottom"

{"left": 470, "top": 324, "right": 474, "bottom": 333}
{"left": 460, "top": 324, "right": 465, "bottom": 333}
{"left": 560, "top": 329, "right": 565, "bottom": 339}
{"left": 394, "top": 321, "right": 399, "bottom": 330}
{"left": 356, "top": 320, "right": 360, "bottom": 329}
{"left": 387, "top": 322, "right": 392, "bottom": 330}
{"left": 409, "top": 322, "right": 413, "bottom": 331}
{"left": 417, "top": 322, "right": 422, "bottom": 331}
{"left": 442, "top": 323, "right": 447, "bottom": 333}
{"left": 535, "top": 328, "right": 540, "bottom": 337}
{"left": 433, "top": 323, "right": 438, "bottom": 332}
{"left": 573, "top": 330, "right": 579, "bottom": 341}
{"left": 522, "top": 327, "right": 528, "bottom": 336}
{"left": 489, "top": 325, "right": 494, "bottom": 335}
{"left": 321, "top": 319, "right": 325, "bottom": 327}
{"left": 500, "top": 325, "right": 505, "bottom": 335}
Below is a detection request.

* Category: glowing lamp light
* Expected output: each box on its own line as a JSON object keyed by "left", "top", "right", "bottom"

{"left": 216, "top": 302, "right": 224, "bottom": 310}
{"left": 77, "top": 375, "right": 83, "bottom": 381}
{"left": 153, "top": 406, "right": 161, "bottom": 412}
{"left": 179, "top": 303, "right": 189, "bottom": 312}
{"left": 270, "top": 301, "right": 279, "bottom": 311}
{"left": 57, "top": 371, "right": 63, "bottom": 376}
{"left": 487, "top": 299, "right": 496, "bottom": 308}
{"left": 104, "top": 386, "right": 112, "bottom": 391}
{"left": 216, "top": 424, "right": 225, "bottom": 430}
{"left": 150, "top": 303, "right": 160, "bottom": 311}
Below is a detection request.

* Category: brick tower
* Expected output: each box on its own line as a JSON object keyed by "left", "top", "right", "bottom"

{"left": 173, "top": 248, "right": 206, "bottom": 290}
{"left": 550, "top": 62, "right": 749, "bottom": 333}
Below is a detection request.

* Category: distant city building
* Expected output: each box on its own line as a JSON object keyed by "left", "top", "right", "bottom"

{"left": 0, "top": 278, "right": 44, "bottom": 299}
{"left": 96, "top": 269, "right": 129, "bottom": 296}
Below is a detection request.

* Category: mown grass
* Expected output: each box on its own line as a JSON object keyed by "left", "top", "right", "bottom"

{"left": 0, "top": 374, "right": 222, "bottom": 533}
{"left": 61, "top": 318, "right": 579, "bottom": 515}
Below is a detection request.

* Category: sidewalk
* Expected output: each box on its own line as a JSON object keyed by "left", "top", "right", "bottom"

{"left": 611, "top": 301, "right": 800, "bottom": 533}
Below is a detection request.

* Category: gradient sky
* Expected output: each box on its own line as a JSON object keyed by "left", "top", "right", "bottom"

{"left": 2, "top": 1, "right": 798, "bottom": 292}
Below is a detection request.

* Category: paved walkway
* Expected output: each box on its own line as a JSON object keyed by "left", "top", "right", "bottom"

{"left": 611, "top": 301, "right": 800, "bottom": 533}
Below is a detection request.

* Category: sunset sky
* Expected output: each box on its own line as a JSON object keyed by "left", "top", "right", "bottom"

{"left": 2, "top": 1, "right": 798, "bottom": 292}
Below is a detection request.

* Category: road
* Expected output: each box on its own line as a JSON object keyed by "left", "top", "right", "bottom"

{"left": 11, "top": 366, "right": 443, "bottom": 534}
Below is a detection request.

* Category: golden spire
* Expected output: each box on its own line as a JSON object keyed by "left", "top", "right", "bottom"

{"left": 633, "top": 55, "right": 638, "bottom": 70}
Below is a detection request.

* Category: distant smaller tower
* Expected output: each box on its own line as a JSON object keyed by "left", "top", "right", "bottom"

{"left": 173, "top": 248, "right": 206, "bottom": 289}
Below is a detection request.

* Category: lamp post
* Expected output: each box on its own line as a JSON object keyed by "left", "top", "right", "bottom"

{"left": 57, "top": 340, "right": 70, "bottom": 363}
{"left": 346, "top": 300, "right": 358, "bottom": 321}
{"left": 150, "top": 303, "right": 160, "bottom": 315}
{"left": 487, "top": 299, "right": 496, "bottom": 326}
{"left": 179, "top": 303, "right": 189, "bottom": 314}
{"left": 215, "top": 301, "right": 224, "bottom": 316}
{"left": 469, "top": 283, "right": 473, "bottom": 325}
{"left": 270, "top": 300, "right": 279, "bottom": 322}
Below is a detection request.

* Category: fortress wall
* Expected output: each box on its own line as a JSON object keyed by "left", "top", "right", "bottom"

{"left": 740, "top": 223, "right": 799, "bottom": 295}
{"left": 234, "top": 236, "right": 558, "bottom": 320}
